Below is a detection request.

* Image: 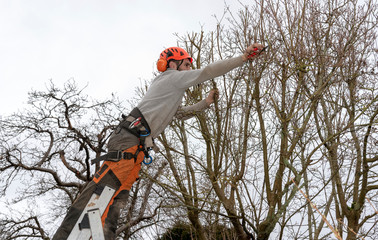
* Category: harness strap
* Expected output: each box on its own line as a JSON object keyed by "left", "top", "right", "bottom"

{"left": 116, "top": 108, "right": 151, "bottom": 138}
{"left": 91, "top": 149, "right": 140, "bottom": 165}
{"left": 117, "top": 107, "right": 155, "bottom": 157}
{"left": 91, "top": 107, "right": 154, "bottom": 165}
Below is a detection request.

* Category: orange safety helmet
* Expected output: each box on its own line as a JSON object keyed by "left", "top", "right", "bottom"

{"left": 157, "top": 47, "right": 193, "bottom": 72}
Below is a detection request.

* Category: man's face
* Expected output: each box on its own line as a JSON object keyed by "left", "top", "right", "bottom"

{"left": 178, "top": 58, "right": 192, "bottom": 71}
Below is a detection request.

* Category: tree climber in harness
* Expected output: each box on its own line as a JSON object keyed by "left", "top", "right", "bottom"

{"left": 53, "top": 43, "right": 264, "bottom": 240}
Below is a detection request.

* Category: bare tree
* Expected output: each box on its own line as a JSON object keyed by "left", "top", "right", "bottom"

{"left": 0, "top": 80, "right": 167, "bottom": 239}
{"left": 308, "top": 0, "right": 378, "bottom": 238}
{"left": 154, "top": 0, "right": 377, "bottom": 239}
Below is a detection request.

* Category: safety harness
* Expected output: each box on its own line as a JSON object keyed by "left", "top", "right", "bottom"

{"left": 91, "top": 107, "right": 154, "bottom": 165}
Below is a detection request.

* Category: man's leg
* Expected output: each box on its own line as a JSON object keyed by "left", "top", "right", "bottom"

{"left": 52, "top": 181, "right": 97, "bottom": 240}
{"left": 52, "top": 145, "right": 144, "bottom": 240}
{"left": 97, "top": 147, "right": 144, "bottom": 240}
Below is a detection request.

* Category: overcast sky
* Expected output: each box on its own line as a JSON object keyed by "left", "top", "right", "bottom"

{"left": 0, "top": 0, "right": 240, "bottom": 116}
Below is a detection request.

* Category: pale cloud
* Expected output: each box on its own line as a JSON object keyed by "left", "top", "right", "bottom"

{"left": 0, "top": 0, "right": 236, "bottom": 115}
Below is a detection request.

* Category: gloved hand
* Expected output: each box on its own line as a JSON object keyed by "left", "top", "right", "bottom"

{"left": 242, "top": 43, "right": 265, "bottom": 61}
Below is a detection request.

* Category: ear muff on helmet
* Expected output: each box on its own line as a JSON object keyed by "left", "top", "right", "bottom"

{"left": 156, "top": 47, "right": 193, "bottom": 72}
{"left": 157, "top": 58, "right": 168, "bottom": 72}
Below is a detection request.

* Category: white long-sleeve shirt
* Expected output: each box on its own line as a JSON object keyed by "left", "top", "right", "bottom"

{"left": 107, "top": 56, "right": 244, "bottom": 151}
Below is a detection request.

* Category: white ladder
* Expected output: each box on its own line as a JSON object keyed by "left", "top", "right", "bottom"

{"left": 67, "top": 185, "right": 116, "bottom": 240}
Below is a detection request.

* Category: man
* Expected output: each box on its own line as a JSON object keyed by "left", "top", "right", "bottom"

{"left": 53, "top": 43, "right": 264, "bottom": 240}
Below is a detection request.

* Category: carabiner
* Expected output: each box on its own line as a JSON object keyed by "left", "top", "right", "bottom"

{"left": 140, "top": 129, "right": 150, "bottom": 137}
{"left": 143, "top": 155, "right": 153, "bottom": 165}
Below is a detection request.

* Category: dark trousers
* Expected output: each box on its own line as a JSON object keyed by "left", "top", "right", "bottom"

{"left": 52, "top": 145, "right": 144, "bottom": 240}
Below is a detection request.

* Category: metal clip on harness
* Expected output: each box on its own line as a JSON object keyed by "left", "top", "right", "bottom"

{"left": 139, "top": 129, "right": 153, "bottom": 165}
{"left": 143, "top": 155, "right": 153, "bottom": 165}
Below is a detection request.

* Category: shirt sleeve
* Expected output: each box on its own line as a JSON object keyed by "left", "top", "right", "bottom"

{"left": 172, "top": 56, "right": 245, "bottom": 90}
{"left": 175, "top": 99, "right": 209, "bottom": 120}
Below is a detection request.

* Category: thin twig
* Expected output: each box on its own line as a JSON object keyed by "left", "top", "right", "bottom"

{"left": 291, "top": 178, "right": 342, "bottom": 240}
{"left": 337, "top": 218, "right": 366, "bottom": 240}
{"left": 366, "top": 197, "right": 378, "bottom": 214}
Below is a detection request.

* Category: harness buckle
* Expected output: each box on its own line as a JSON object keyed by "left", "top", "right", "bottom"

{"left": 122, "top": 151, "right": 135, "bottom": 160}
{"left": 117, "top": 150, "right": 122, "bottom": 160}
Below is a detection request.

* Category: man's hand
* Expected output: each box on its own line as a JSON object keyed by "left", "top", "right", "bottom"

{"left": 206, "top": 89, "right": 219, "bottom": 105}
{"left": 242, "top": 43, "right": 265, "bottom": 62}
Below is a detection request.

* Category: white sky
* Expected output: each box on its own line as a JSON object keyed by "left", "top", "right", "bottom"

{"left": 0, "top": 0, "right": 238, "bottom": 116}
